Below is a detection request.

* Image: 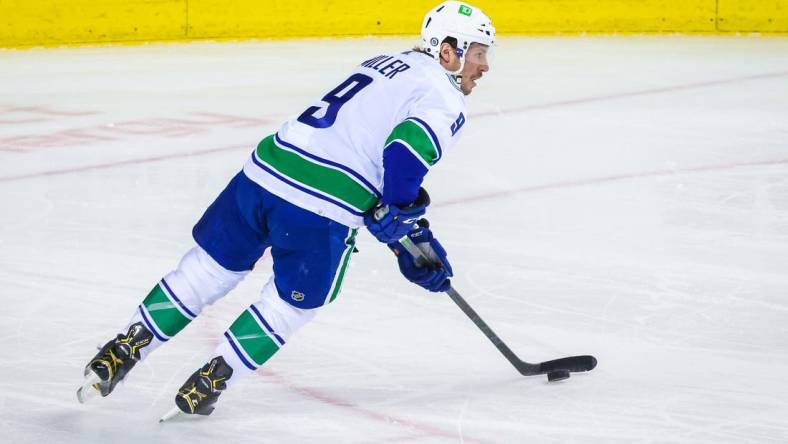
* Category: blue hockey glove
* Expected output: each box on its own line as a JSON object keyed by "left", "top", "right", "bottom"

{"left": 388, "top": 219, "right": 453, "bottom": 293}
{"left": 364, "top": 187, "right": 430, "bottom": 243}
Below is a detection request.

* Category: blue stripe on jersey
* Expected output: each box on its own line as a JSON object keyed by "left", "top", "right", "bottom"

{"left": 249, "top": 305, "right": 286, "bottom": 346}
{"left": 406, "top": 117, "right": 443, "bottom": 161}
{"left": 138, "top": 305, "right": 168, "bottom": 342}
{"left": 250, "top": 153, "right": 366, "bottom": 216}
{"left": 224, "top": 331, "right": 257, "bottom": 371}
{"left": 274, "top": 134, "right": 382, "bottom": 198}
{"left": 382, "top": 141, "right": 429, "bottom": 206}
{"left": 161, "top": 278, "right": 197, "bottom": 319}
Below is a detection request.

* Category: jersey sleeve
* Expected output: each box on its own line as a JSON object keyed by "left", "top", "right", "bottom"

{"left": 381, "top": 87, "right": 467, "bottom": 206}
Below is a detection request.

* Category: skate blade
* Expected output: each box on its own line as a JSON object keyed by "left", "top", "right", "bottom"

{"left": 159, "top": 407, "right": 182, "bottom": 423}
{"left": 76, "top": 370, "right": 102, "bottom": 404}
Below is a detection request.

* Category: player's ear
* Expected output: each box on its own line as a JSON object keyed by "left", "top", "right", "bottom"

{"left": 438, "top": 42, "right": 455, "bottom": 62}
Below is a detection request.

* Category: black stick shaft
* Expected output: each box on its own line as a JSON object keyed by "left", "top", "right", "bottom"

{"left": 399, "top": 237, "right": 530, "bottom": 372}
{"left": 445, "top": 286, "right": 526, "bottom": 370}
{"left": 397, "top": 235, "right": 597, "bottom": 376}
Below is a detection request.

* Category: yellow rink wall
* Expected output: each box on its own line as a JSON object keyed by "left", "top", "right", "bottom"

{"left": 0, "top": 0, "right": 786, "bottom": 48}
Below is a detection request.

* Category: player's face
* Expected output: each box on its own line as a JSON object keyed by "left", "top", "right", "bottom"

{"left": 460, "top": 43, "right": 491, "bottom": 96}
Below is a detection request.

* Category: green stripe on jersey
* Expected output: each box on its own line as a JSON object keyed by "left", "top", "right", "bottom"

{"left": 385, "top": 120, "right": 439, "bottom": 166}
{"left": 141, "top": 284, "right": 191, "bottom": 337}
{"left": 228, "top": 310, "right": 280, "bottom": 366}
{"left": 255, "top": 136, "right": 378, "bottom": 213}
{"left": 327, "top": 228, "right": 358, "bottom": 304}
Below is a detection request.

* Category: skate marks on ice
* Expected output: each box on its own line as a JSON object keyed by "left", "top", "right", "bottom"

{"left": 0, "top": 37, "right": 787, "bottom": 443}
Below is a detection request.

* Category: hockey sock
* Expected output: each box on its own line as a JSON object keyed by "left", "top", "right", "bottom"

{"left": 214, "top": 280, "right": 317, "bottom": 387}
{"left": 125, "top": 246, "right": 248, "bottom": 360}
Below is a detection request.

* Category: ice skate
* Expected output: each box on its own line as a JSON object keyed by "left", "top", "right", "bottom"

{"left": 169, "top": 356, "right": 234, "bottom": 418}
{"left": 77, "top": 322, "right": 153, "bottom": 403}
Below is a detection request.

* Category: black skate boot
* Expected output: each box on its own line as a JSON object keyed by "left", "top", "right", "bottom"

{"left": 77, "top": 322, "right": 153, "bottom": 402}
{"left": 174, "top": 356, "right": 234, "bottom": 416}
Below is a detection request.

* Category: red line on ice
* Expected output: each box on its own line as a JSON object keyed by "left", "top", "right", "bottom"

{"left": 1, "top": 70, "right": 786, "bottom": 184}
{"left": 470, "top": 70, "right": 788, "bottom": 117}
{"left": 0, "top": 112, "right": 273, "bottom": 152}
{"left": 260, "top": 368, "right": 497, "bottom": 444}
{"left": 435, "top": 158, "right": 788, "bottom": 208}
{"left": 0, "top": 105, "right": 99, "bottom": 117}
{"left": 0, "top": 144, "right": 249, "bottom": 183}
{"left": 0, "top": 118, "right": 50, "bottom": 125}
{"left": 200, "top": 327, "right": 495, "bottom": 442}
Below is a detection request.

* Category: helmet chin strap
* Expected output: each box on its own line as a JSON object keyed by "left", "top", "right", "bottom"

{"left": 440, "top": 46, "right": 466, "bottom": 85}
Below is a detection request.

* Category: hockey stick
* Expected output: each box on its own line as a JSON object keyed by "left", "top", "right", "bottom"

{"left": 398, "top": 235, "right": 597, "bottom": 379}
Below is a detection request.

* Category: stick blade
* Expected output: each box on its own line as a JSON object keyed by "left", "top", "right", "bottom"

{"left": 538, "top": 355, "right": 597, "bottom": 374}
{"left": 516, "top": 355, "right": 597, "bottom": 376}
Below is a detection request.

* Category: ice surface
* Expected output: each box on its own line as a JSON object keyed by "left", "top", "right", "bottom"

{"left": 1, "top": 36, "right": 787, "bottom": 443}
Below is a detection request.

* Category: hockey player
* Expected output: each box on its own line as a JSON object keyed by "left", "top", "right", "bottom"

{"left": 78, "top": 1, "right": 495, "bottom": 417}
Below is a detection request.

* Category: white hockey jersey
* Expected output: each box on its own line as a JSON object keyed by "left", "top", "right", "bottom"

{"left": 242, "top": 50, "right": 468, "bottom": 228}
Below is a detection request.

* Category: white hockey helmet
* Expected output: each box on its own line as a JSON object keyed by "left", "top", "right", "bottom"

{"left": 420, "top": 1, "right": 496, "bottom": 74}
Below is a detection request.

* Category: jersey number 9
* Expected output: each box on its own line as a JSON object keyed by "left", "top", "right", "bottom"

{"left": 297, "top": 74, "right": 374, "bottom": 129}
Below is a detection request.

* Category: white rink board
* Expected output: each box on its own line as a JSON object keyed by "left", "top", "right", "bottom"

{"left": 1, "top": 36, "right": 787, "bottom": 443}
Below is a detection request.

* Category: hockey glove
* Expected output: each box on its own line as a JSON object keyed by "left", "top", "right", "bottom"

{"left": 364, "top": 187, "right": 430, "bottom": 243}
{"left": 388, "top": 219, "right": 453, "bottom": 293}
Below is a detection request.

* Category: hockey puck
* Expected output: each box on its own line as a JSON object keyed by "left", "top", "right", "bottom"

{"left": 547, "top": 370, "right": 571, "bottom": 382}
